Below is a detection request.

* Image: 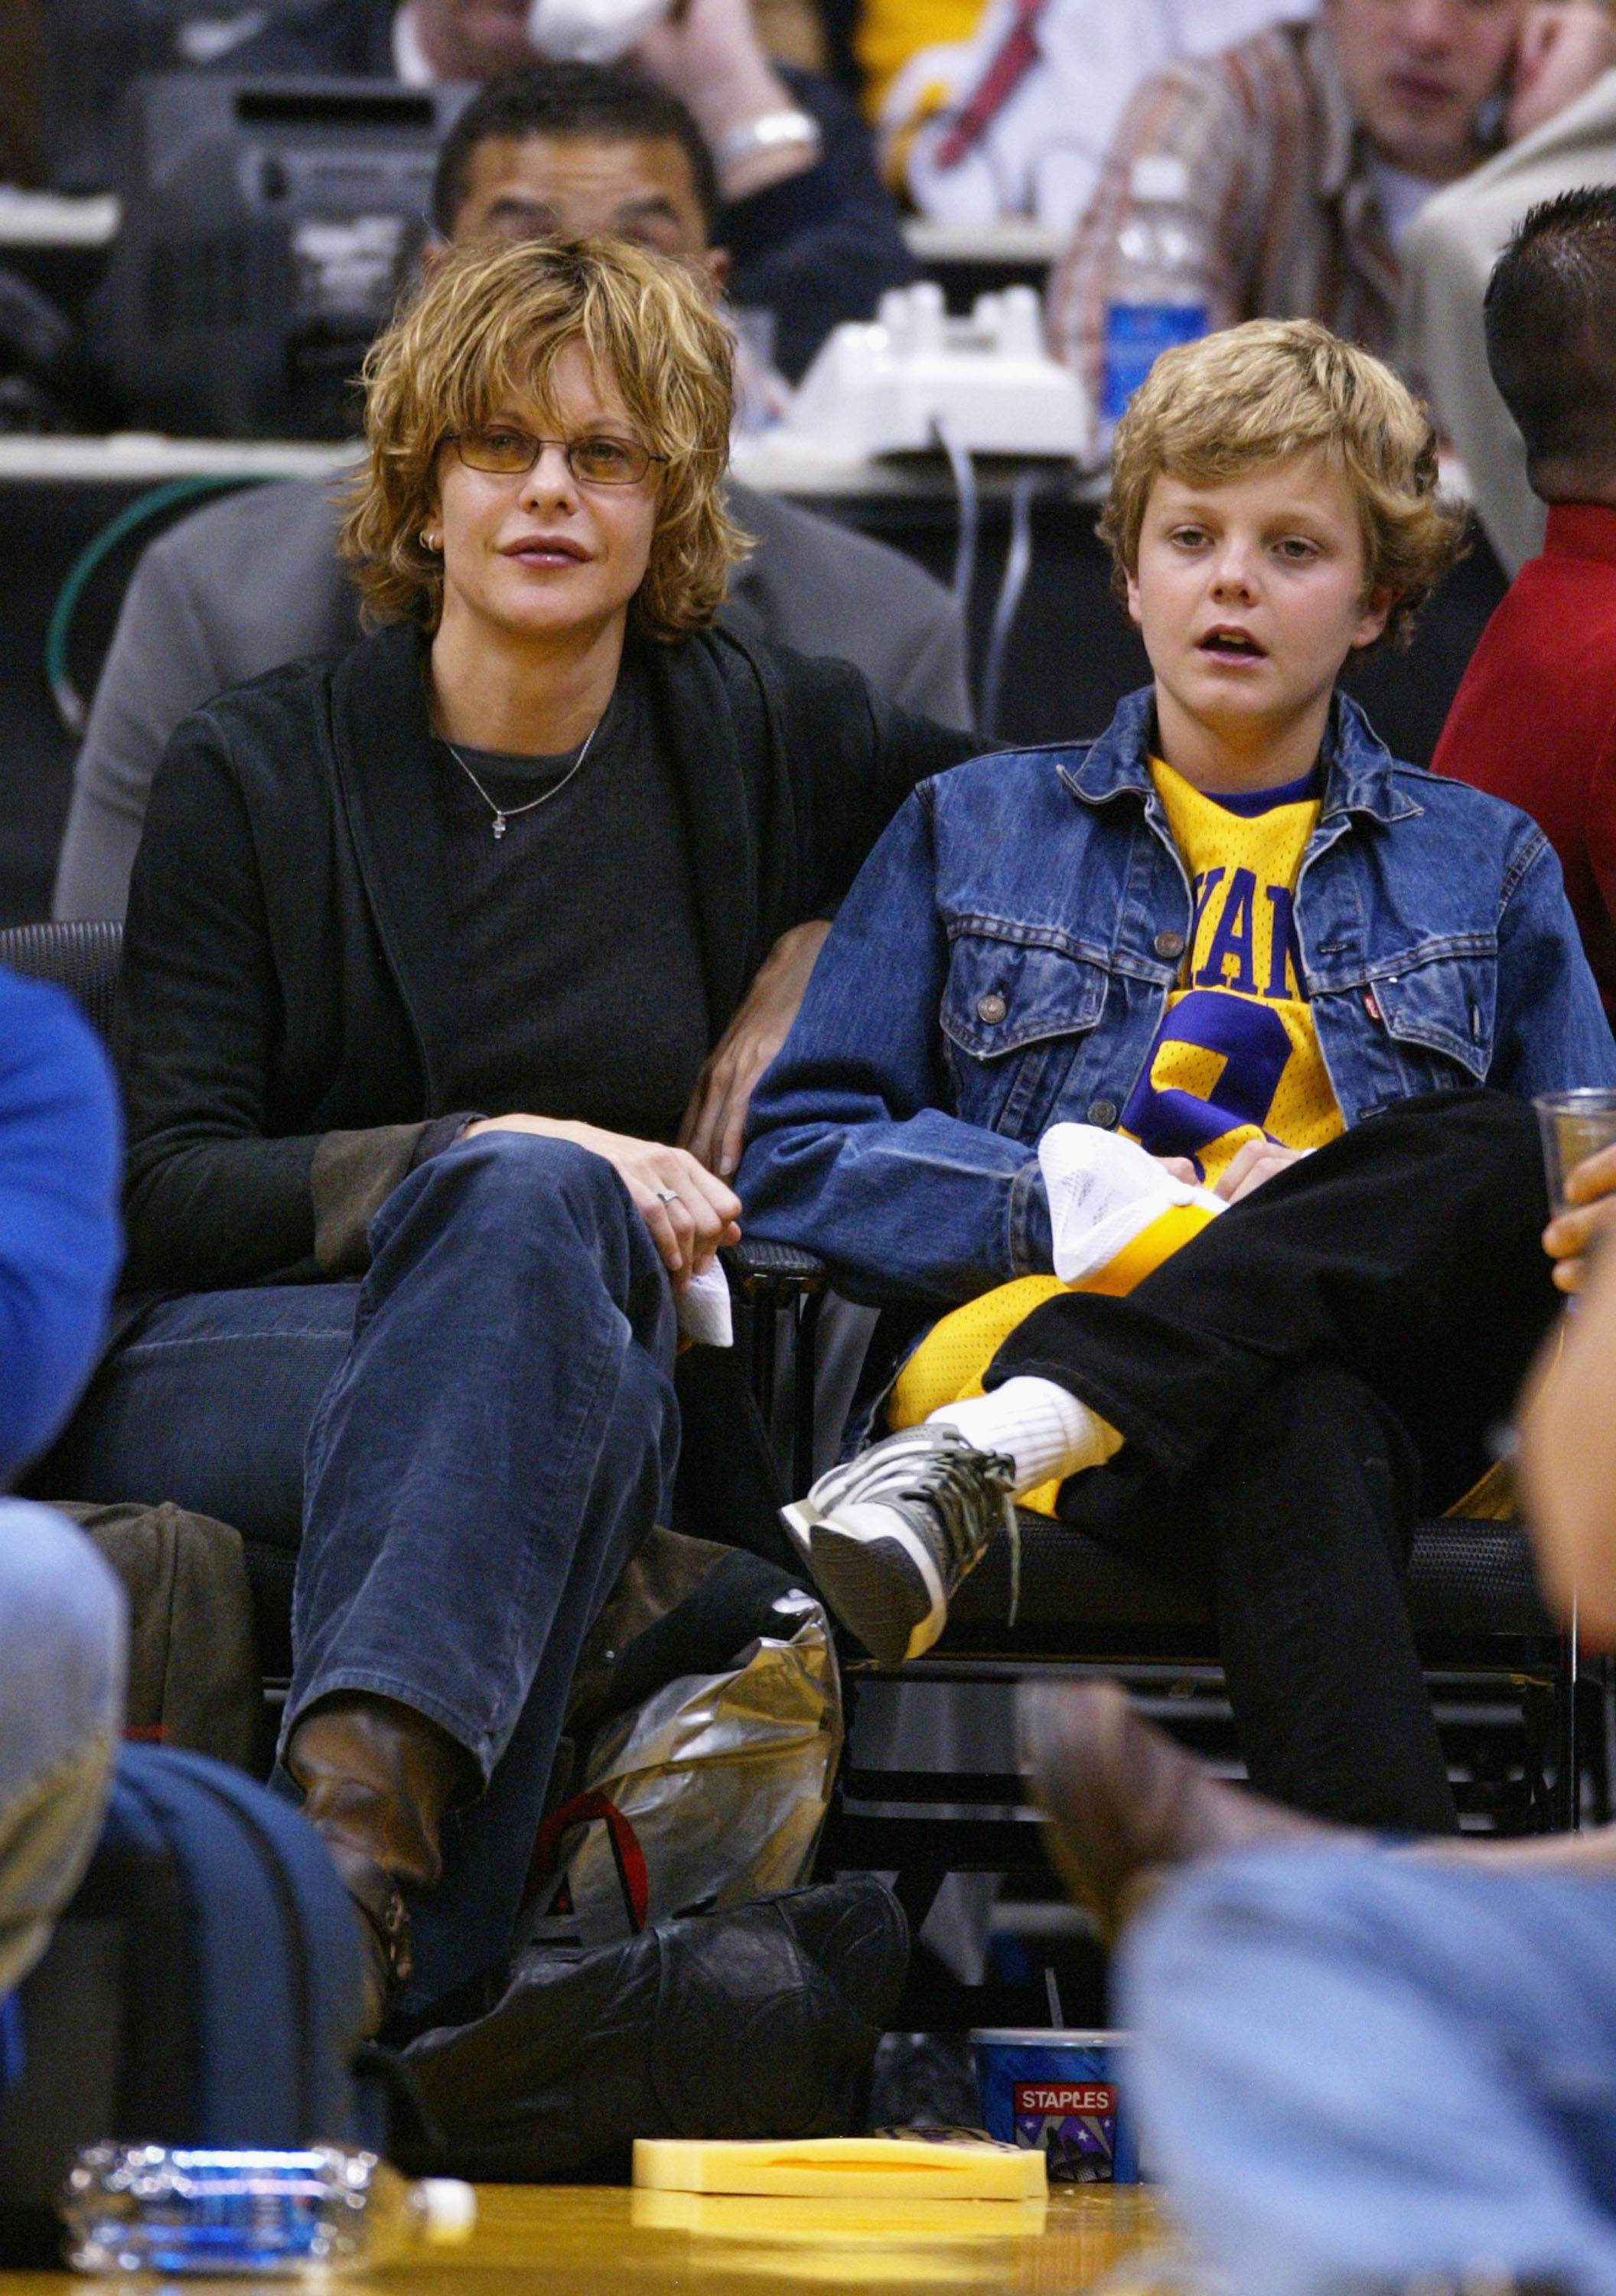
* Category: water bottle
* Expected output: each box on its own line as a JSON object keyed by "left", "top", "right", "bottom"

{"left": 63, "top": 2143, "right": 476, "bottom": 2276}
{"left": 1098, "top": 153, "right": 1210, "bottom": 453}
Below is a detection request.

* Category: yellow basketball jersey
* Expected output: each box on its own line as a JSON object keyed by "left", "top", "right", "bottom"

{"left": 1125, "top": 758, "right": 1344, "bottom": 1185}
{"left": 889, "top": 755, "right": 1345, "bottom": 1510}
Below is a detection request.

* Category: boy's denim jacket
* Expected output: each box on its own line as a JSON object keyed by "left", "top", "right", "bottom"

{"left": 741, "top": 687, "right": 1616, "bottom": 1309}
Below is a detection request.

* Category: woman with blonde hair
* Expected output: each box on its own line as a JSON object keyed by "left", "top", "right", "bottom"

{"left": 45, "top": 235, "right": 973, "bottom": 2030}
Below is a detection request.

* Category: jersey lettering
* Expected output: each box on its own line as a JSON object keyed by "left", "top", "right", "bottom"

{"left": 1194, "top": 866, "right": 1259, "bottom": 993}
{"left": 1189, "top": 866, "right": 1226, "bottom": 945}
{"left": 1125, "top": 758, "right": 1343, "bottom": 1182}
{"left": 1264, "top": 884, "right": 1302, "bottom": 1000}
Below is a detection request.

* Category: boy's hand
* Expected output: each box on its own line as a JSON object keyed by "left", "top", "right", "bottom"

{"left": 1213, "top": 1139, "right": 1307, "bottom": 1202}
{"left": 1543, "top": 1140, "right": 1616, "bottom": 1292}
{"left": 1155, "top": 1141, "right": 1307, "bottom": 1202}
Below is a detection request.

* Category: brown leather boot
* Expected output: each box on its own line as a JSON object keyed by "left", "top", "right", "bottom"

{"left": 285, "top": 1694, "right": 474, "bottom": 2037}
{"left": 1017, "top": 1678, "right": 1337, "bottom": 1943}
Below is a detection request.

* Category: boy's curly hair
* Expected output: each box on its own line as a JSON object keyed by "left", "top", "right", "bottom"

{"left": 1100, "top": 319, "right": 1464, "bottom": 651}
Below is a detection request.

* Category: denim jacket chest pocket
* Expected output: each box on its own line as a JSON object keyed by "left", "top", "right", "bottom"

{"left": 940, "top": 929, "right": 1110, "bottom": 1136}
{"left": 1354, "top": 937, "right": 1498, "bottom": 1097}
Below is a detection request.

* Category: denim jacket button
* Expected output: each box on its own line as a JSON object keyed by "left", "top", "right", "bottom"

{"left": 976, "top": 991, "right": 1008, "bottom": 1024}
{"left": 1153, "top": 929, "right": 1185, "bottom": 960}
{"left": 1087, "top": 1098, "right": 1119, "bottom": 1128}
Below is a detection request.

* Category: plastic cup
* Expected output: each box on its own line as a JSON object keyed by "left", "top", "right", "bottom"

{"left": 1535, "top": 1090, "right": 1616, "bottom": 1212}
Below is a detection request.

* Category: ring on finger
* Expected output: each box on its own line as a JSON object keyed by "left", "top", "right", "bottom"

{"left": 655, "top": 1188, "right": 683, "bottom": 1205}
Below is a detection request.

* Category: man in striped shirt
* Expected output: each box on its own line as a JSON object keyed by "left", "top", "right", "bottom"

{"left": 1049, "top": 1, "right": 1528, "bottom": 408}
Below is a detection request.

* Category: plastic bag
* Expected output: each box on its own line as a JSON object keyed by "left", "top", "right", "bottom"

{"left": 520, "top": 1588, "right": 841, "bottom": 1951}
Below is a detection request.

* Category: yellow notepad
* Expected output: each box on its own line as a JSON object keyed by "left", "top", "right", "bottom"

{"left": 632, "top": 2135, "right": 1047, "bottom": 2200}
{"left": 631, "top": 2188, "right": 1047, "bottom": 2239}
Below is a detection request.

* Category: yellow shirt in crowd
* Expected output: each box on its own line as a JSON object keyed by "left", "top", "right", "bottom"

{"left": 890, "top": 755, "right": 1345, "bottom": 1506}
{"left": 855, "top": 0, "right": 985, "bottom": 116}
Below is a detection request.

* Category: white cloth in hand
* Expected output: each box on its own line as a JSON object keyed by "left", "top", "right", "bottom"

{"left": 676, "top": 1260, "right": 734, "bottom": 1348}
{"left": 1038, "top": 1122, "right": 1223, "bottom": 1285}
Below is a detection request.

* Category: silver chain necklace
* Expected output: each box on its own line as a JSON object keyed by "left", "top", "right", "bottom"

{"left": 443, "top": 716, "right": 601, "bottom": 840}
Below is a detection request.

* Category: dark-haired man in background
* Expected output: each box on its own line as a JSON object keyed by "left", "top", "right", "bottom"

{"left": 224, "top": 0, "right": 913, "bottom": 380}
{"left": 1432, "top": 185, "right": 1616, "bottom": 1022}
{"left": 52, "top": 65, "right": 971, "bottom": 1175}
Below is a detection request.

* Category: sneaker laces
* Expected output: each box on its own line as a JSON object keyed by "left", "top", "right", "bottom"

{"left": 844, "top": 1429, "right": 1020, "bottom": 1619}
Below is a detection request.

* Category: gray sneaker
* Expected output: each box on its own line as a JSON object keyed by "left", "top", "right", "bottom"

{"left": 781, "top": 1424, "right": 1016, "bottom": 1665}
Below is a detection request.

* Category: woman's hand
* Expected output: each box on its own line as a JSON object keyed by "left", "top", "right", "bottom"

{"left": 1543, "top": 1140, "right": 1616, "bottom": 1292}
{"left": 679, "top": 919, "right": 830, "bottom": 1180}
{"left": 462, "top": 1115, "right": 741, "bottom": 1290}
{"left": 1155, "top": 1140, "right": 1307, "bottom": 1202}
{"left": 1508, "top": 0, "right": 1616, "bottom": 142}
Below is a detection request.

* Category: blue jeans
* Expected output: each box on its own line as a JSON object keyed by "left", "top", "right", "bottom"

{"left": 1122, "top": 1846, "right": 1616, "bottom": 2296}
{"left": 47, "top": 1133, "right": 679, "bottom": 2011}
{"left": 0, "top": 1502, "right": 125, "bottom": 1999}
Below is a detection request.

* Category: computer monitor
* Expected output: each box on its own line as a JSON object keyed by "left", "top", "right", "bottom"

{"left": 41, "top": 0, "right": 324, "bottom": 194}
{"left": 93, "top": 75, "right": 472, "bottom": 439}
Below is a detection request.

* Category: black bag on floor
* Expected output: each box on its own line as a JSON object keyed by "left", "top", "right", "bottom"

{"left": 0, "top": 1746, "right": 370, "bottom": 2263}
{"left": 393, "top": 1876, "right": 908, "bottom": 2181}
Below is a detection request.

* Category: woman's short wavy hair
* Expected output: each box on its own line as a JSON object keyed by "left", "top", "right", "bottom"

{"left": 340, "top": 234, "right": 746, "bottom": 640}
{"left": 1100, "top": 319, "right": 1464, "bottom": 652}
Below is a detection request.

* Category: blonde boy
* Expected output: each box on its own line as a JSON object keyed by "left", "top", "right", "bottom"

{"left": 741, "top": 319, "right": 1616, "bottom": 1835}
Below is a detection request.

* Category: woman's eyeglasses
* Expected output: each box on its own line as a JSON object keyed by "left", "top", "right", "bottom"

{"left": 448, "top": 426, "right": 667, "bottom": 487}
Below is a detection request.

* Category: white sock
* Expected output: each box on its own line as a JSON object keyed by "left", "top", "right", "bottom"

{"left": 927, "top": 1376, "right": 1122, "bottom": 1495}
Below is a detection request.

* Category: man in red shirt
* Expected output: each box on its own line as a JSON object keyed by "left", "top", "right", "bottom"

{"left": 1431, "top": 184, "right": 1616, "bottom": 1022}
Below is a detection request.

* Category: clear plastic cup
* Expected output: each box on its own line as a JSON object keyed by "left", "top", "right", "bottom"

{"left": 1535, "top": 1090, "right": 1616, "bottom": 1211}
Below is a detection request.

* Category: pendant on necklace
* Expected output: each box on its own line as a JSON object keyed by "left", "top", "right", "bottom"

{"left": 493, "top": 815, "right": 507, "bottom": 840}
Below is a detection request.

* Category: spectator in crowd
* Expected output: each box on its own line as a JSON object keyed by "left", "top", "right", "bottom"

{"left": 1401, "top": 1, "right": 1616, "bottom": 573}
{"left": 225, "top": 0, "right": 914, "bottom": 379}
{"left": 36, "top": 236, "right": 976, "bottom": 2036}
{"left": 879, "top": 0, "right": 1305, "bottom": 233}
{"left": 0, "top": 965, "right": 125, "bottom": 2004}
{"left": 1432, "top": 188, "right": 1616, "bottom": 1024}
{"left": 740, "top": 319, "right": 1612, "bottom": 1835}
{"left": 1049, "top": 0, "right": 1532, "bottom": 409}
{"left": 1010, "top": 1144, "right": 1616, "bottom": 2296}
{"left": 51, "top": 61, "right": 969, "bottom": 934}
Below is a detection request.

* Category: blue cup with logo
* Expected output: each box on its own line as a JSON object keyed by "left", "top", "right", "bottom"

{"left": 971, "top": 2028, "right": 1139, "bottom": 2183}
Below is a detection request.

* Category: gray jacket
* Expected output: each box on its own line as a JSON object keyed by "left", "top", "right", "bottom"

{"left": 52, "top": 475, "right": 972, "bottom": 921}
{"left": 1398, "top": 68, "right": 1616, "bottom": 579}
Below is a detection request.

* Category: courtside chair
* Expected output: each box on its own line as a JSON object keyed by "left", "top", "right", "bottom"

{"left": 5, "top": 922, "right": 1596, "bottom": 1978}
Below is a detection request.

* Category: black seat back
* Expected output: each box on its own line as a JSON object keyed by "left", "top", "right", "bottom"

{"left": 0, "top": 920, "right": 122, "bottom": 1042}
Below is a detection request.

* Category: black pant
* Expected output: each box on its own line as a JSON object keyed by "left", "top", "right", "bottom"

{"left": 990, "top": 1091, "right": 1562, "bottom": 1834}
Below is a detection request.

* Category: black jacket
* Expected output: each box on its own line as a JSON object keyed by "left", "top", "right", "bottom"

{"left": 116, "top": 618, "right": 976, "bottom": 1295}
{"left": 225, "top": 1, "right": 917, "bottom": 377}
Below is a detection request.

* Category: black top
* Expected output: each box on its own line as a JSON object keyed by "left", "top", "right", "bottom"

{"left": 115, "top": 618, "right": 978, "bottom": 1293}
{"left": 432, "top": 654, "right": 709, "bottom": 1140}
